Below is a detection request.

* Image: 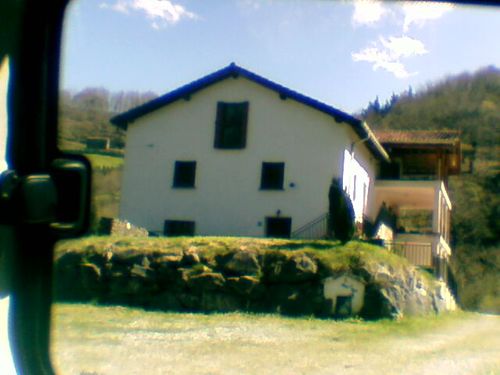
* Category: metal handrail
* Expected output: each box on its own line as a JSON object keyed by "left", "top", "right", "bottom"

{"left": 291, "top": 212, "right": 329, "bottom": 239}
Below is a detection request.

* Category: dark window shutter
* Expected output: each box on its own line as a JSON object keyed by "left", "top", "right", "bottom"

{"left": 239, "top": 101, "right": 249, "bottom": 148}
{"left": 214, "top": 102, "right": 226, "bottom": 148}
{"left": 214, "top": 101, "right": 249, "bottom": 149}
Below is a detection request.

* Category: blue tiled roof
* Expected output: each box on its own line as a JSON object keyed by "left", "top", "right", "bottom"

{"left": 110, "top": 63, "right": 388, "bottom": 161}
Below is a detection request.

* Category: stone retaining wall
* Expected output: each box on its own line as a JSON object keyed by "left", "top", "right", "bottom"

{"left": 54, "top": 244, "right": 455, "bottom": 319}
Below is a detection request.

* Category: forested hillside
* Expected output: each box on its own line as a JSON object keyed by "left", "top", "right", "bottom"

{"left": 361, "top": 66, "right": 500, "bottom": 313}
{"left": 58, "top": 88, "right": 157, "bottom": 222}
{"left": 59, "top": 87, "right": 157, "bottom": 152}
{"left": 362, "top": 65, "right": 500, "bottom": 150}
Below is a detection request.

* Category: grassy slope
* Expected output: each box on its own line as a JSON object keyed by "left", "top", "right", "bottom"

{"left": 57, "top": 237, "right": 410, "bottom": 270}
{"left": 82, "top": 153, "right": 124, "bottom": 220}
{"left": 84, "top": 153, "right": 124, "bottom": 169}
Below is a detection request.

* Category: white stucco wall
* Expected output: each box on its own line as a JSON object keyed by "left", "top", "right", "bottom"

{"left": 343, "top": 149, "right": 372, "bottom": 222}
{"left": 120, "top": 76, "right": 376, "bottom": 236}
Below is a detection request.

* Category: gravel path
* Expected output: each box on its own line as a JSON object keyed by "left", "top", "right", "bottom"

{"left": 52, "top": 305, "right": 499, "bottom": 375}
{"left": 316, "top": 314, "right": 500, "bottom": 375}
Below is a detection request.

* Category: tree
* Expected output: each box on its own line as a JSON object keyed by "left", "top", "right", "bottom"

{"left": 372, "top": 96, "right": 381, "bottom": 113}
{"left": 407, "top": 85, "right": 413, "bottom": 98}
{"left": 72, "top": 87, "right": 110, "bottom": 112}
{"left": 328, "top": 178, "right": 355, "bottom": 244}
{"left": 388, "top": 92, "right": 399, "bottom": 108}
{"left": 110, "top": 90, "right": 158, "bottom": 113}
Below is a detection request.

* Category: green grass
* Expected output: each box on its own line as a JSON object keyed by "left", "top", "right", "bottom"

{"left": 51, "top": 303, "right": 499, "bottom": 375}
{"left": 52, "top": 302, "right": 469, "bottom": 340}
{"left": 84, "top": 153, "right": 124, "bottom": 169}
{"left": 56, "top": 236, "right": 412, "bottom": 273}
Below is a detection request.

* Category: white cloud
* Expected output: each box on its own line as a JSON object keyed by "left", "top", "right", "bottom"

{"left": 351, "top": 2, "right": 450, "bottom": 77}
{"left": 100, "top": 0, "right": 197, "bottom": 28}
{"left": 352, "top": 0, "right": 388, "bottom": 26}
{"left": 380, "top": 35, "right": 428, "bottom": 59}
{"left": 402, "top": 2, "right": 454, "bottom": 31}
{"left": 352, "top": 35, "right": 428, "bottom": 79}
{"left": 352, "top": 46, "right": 413, "bottom": 79}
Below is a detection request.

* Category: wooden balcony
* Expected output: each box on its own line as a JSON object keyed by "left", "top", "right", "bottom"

{"left": 372, "top": 180, "right": 452, "bottom": 245}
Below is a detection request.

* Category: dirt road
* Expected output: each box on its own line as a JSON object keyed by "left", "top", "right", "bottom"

{"left": 315, "top": 313, "right": 499, "bottom": 375}
{"left": 52, "top": 304, "right": 499, "bottom": 375}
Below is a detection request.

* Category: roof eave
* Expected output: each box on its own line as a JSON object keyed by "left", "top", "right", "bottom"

{"left": 358, "top": 121, "right": 390, "bottom": 162}
{"left": 110, "top": 64, "right": 238, "bottom": 129}
{"left": 381, "top": 141, "right": 460, "bottom": 149}
{"left": 109, "top": 63, "right": 390, "bottom": 162}
{"left": 110, "top": 114, "right": 129, "bottom": 130}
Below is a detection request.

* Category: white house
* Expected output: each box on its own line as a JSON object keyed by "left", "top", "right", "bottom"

{"left": 111, "top": 63, "right": 388, "bottom": 238}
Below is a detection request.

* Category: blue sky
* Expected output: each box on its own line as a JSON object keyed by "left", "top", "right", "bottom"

{"left": 61, "top": 0, "right": 500, "bottom": 113}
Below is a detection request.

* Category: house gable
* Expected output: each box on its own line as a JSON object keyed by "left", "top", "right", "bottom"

{"left": 111, "top": 63, "right": 388, "bottom": 162}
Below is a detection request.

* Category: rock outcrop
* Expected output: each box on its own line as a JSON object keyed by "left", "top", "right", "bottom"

{"left": 53, "top": 239, "right": 456, "bottom": 319}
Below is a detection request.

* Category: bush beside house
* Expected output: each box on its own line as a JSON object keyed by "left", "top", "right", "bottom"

{"left": 328, "top": 178, "right": 355, "bottom": 243}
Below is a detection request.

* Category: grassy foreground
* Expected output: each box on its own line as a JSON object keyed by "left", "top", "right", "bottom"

{"left": 51, "top": 303, "right": 499, "bottom": 375}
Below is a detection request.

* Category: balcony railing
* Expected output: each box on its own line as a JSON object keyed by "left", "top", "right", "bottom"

{"left": 384, "top": 240, "right": 433, "bottom": 267}
{"left": 291, "top": 213, "right": 329, "bottom": 239}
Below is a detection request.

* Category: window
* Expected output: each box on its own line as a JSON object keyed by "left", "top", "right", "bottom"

{"left": 214, "top": 101, "right": 249, "bottom": 149}
{"left": 265, "top": 217, "right": 292, "bottom": 238}
{"left": 164, "top": 220, "right": 195, "bottom": 236}
{"left": 173, "top": 161, "right": 196, "bottom": 188}
{"left": 260, "top": 162, "right": 285, "bottom": 190}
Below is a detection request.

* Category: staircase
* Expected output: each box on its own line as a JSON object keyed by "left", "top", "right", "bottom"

{"left": 291, "top": 213, "right": 329, "bottom": 239}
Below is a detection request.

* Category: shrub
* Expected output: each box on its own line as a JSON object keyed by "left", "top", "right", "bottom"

{"left": 328, "top": 178, "right": 355, "bottom": 244}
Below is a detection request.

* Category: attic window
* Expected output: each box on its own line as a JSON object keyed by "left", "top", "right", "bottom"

{"left": 214, "top": 101, "right": 249, "bottom": 149}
